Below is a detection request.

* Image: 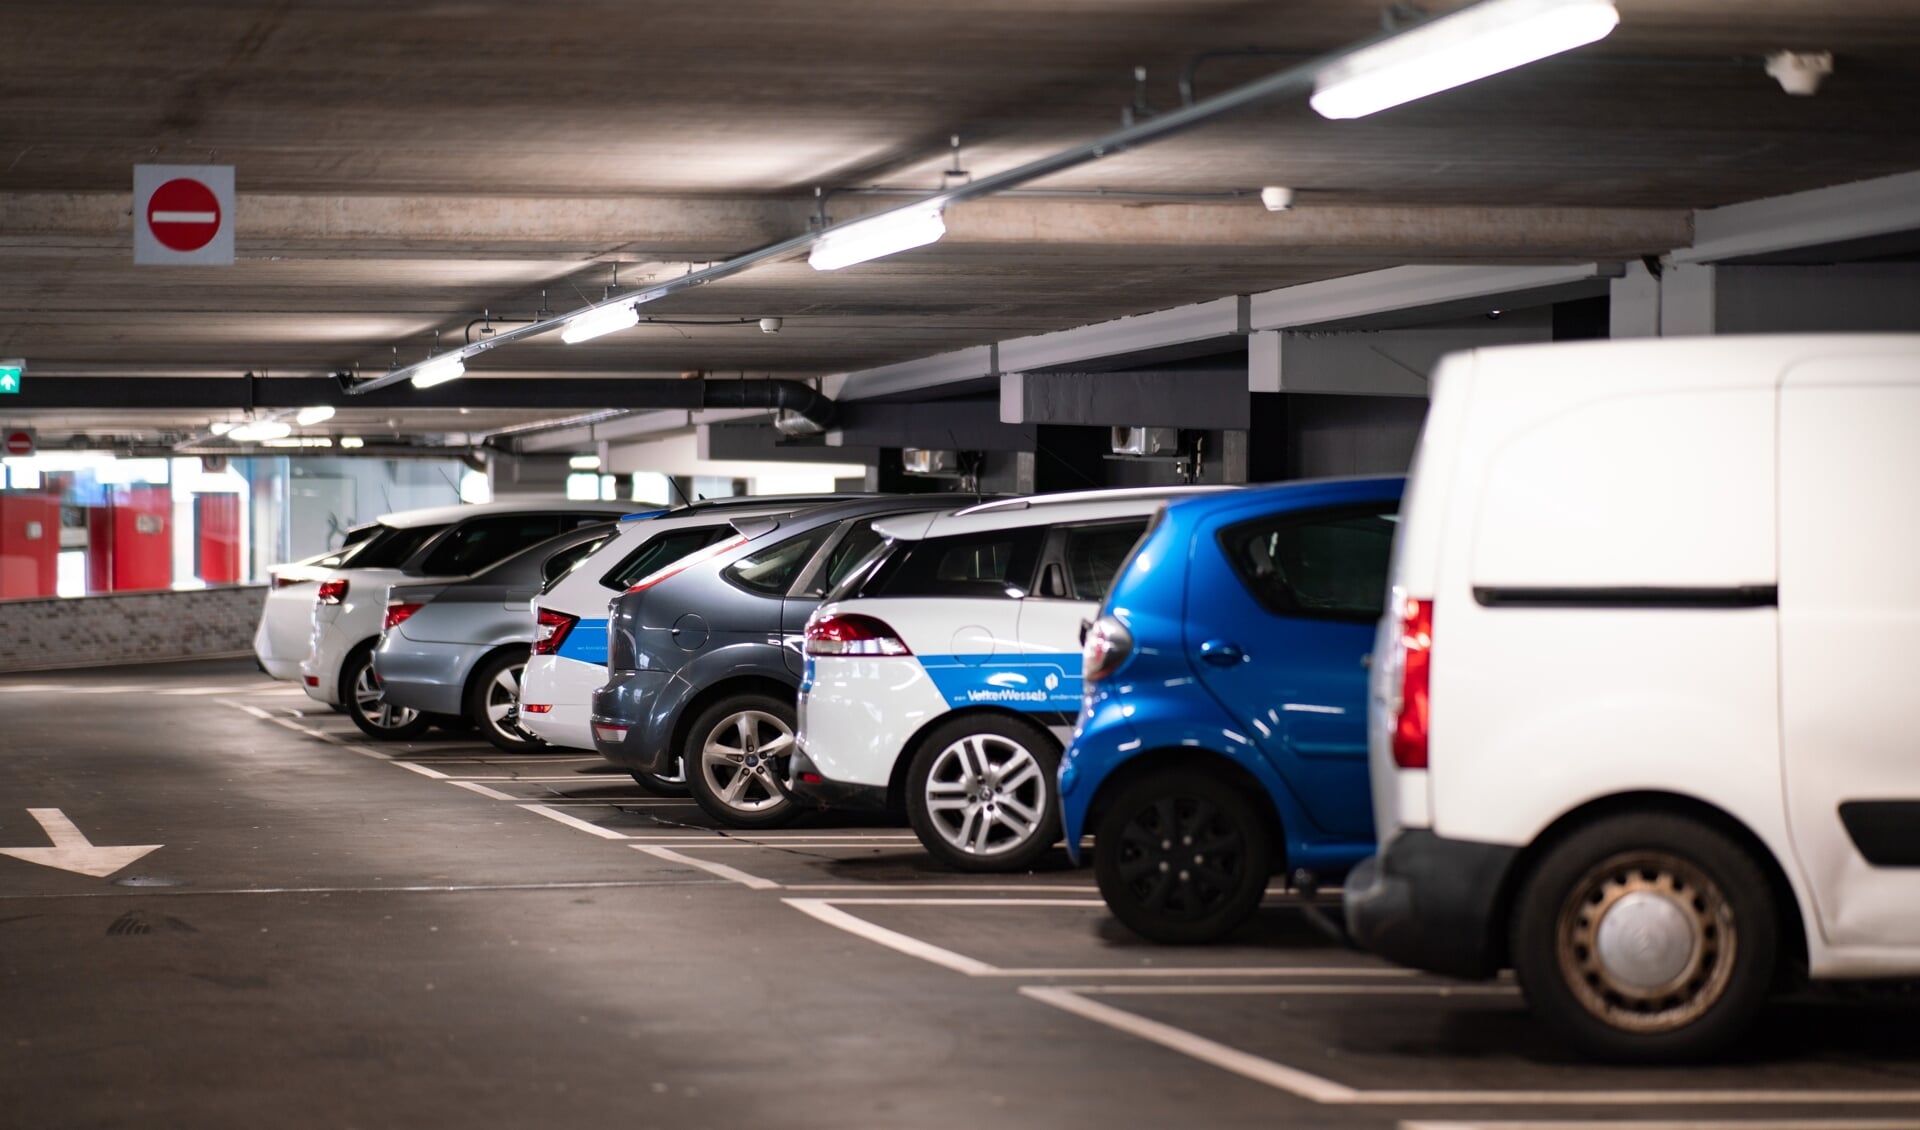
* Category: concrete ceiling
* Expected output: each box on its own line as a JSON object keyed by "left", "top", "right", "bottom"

{"left": 3, "top": 0, "right": 1919, "bottom": 447}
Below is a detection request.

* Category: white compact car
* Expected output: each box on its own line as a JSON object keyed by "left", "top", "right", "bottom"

{"left": 793, "top": 487, "right": 1226, "bottom": 872}
{"left": 1344, "top": 334, "right": 1920, "bottom": 1062}
{"left": 518, "top": 495, "right": 862, "bottom": 763}
{"left": 253, "top": 524, "right": 379, "bottom": 681}
{"left": 300, "top": 499, "right": 633, "bottom": 739}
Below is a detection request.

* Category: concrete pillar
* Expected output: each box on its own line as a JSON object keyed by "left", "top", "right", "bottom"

{"left": 1609, "top": 260, "right": 1662, "bottom": 338}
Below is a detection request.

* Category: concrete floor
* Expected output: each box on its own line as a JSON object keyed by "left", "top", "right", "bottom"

{"left": 4, "top": 659, "right": 1920, "bottom": 1129}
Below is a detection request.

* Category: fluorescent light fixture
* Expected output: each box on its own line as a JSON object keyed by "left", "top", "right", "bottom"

{"left": 808, "top": 206, "right": 947, "bottom": 271}
{"left": 228, "top": 419, "right": 294, "bottom": 443}
{"left": 208, "top": 421, "right": 236, "bottom": 435}
{"left": 340, "top": 436, "right": 365, "bottom": 449}
{"left": 411, "top": 355, "right": 466, "bottom": 389}
{"left": 295, "top": 405, "right": 336, "bottom": 426}
{"left": 561, "top": 302, "right": 641, "bottom": 344}
{"left": 569, "top": 454, "right": 602, "bottom": 471}
{"left": 261, "top": 436, "right": 334, "bottom": 448}
{"left": 1310, "top": 0, "right": 1619, "bottom": 120}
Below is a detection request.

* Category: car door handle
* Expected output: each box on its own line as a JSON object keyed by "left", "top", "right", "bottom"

{"left": 1198, "top": 640, "right": 1245, "bottom": 667}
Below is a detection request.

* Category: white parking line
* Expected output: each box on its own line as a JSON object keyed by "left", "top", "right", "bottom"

{"left": 634, "top": 845, "right": 782, "bottom": 890}
{"left": 393, "top": 761, "right": 449, "bottom": 780}
{"left": 518, "top": 804, "right": 633, "bottom": 840}
{"left": 1020, "top": 985, "right": 1920, "bottom": 1107}
{"left": 448, "top": 780, "right": 519, "bottom": 801}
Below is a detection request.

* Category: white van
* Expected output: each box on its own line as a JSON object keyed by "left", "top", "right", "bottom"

{"left": 1344, "top": 334, "right": 1920, "bottom": 1061}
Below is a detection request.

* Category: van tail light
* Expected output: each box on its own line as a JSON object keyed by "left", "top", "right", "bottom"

{"left": 626, "top": 534, "right": 748, "bottom": 594}
{"left": 317, "top": 579, "right": 349, "bottom": 606}
{"left": 533, "top": 608, "right": 579, "bottom": 656}
{"left": 805, "top": 613, "right": 910, "bottom": 657}
{"left": 1390, "top": 596, "right": 1434, "bottom": 770}
{"left": 1082, "top": 615, "right": 1133, "bottom": 683}
{"left": 383, "top": 601, "right": 423, "bottom": 633}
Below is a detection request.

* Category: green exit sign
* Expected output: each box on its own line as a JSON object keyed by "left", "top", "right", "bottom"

{"left": 0, "top": 359, "right": 21, "bottom": 394}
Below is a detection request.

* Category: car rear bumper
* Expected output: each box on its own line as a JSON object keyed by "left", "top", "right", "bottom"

{"left": 590, "top": 670, "right": 675, "bottom": 773}
{"left": 373, "top": 637, "right": 481, "bottom": 717}
{"left": 785, "top": 746, "right": 890, "bottom": 813}
{"left": 518, "top": 656, "right": 604, "bottom": 751}
{"left": 1342, "top": 829, "right": 1519, "bottom": 981}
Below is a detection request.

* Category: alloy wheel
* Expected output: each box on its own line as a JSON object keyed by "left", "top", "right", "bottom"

{"left": 922, "top": 734, "right": 1047, "bottom": 858}
{"left": 697, "top": 710, "right": 793, "bottom": 815}
{"left": 353, "top": 660, "right": 420, "bottom": 731}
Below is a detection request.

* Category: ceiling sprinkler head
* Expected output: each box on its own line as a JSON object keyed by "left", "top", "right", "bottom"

{"left": 759, "top": 317, "right": 783, "bottom": 334}
{"left": 1260, "top": 186, "right": 1295, "bottom": 212}
{"left": 1766, "top": 51, "right": 1833, "bottom": 96}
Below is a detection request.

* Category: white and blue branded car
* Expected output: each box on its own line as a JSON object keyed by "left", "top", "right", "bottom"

{"left": 793, "top": 487, "right": 1227, "bottom": 872}
{"left": 517, "top": 495, "right": 864, "bottom": 769}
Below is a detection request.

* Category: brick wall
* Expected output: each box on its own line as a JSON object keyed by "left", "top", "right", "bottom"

{"left": 0, "top": 585, "right": 267, "bottom": 673}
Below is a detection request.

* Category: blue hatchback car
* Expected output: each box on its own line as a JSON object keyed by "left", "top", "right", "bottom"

{"left": 1059, "top": 475, "right": 1405, "bottom": 943}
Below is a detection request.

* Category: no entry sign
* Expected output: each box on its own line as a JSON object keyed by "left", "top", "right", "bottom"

{"left": 134, "top": 165, "right": 234, "bottom": 266}
{"left": 4, "top": 429, "right": 35, "bottom": 457}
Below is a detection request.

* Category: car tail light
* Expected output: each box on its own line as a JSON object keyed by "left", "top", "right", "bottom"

{"left": 522, "top": 703, "right": 552, "bottom": 714}
{"left": 626, "top": 534, "right": 749, "bottom": 594}
{"left": 805, "top": 613, "right": 910, "bottom": 657}
{"left": 383, "top": 601, "right": 423, "bottom": 632}
{"left": 592, "top": 723, "right": 629, "bottom": 744}
{"left": 1390, "top": 595, "right": 1434, "bottom": 770}
{"left": 1082, "top": 615, "right": 1133, "bottom": 682}
{"left": 532, "top": 608, "right": 579, "bottom": 656}
{"left": 316, "top": 579, "right": 349, "bottom": 606}
{"left": 304, "top": 675, "right": 320, "bottom": 687}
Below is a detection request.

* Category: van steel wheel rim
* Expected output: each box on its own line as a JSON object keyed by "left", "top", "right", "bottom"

{"left": 924, "top": 735, "right": 1047, "bottom": 857}
{"left": 1113, "top": 795, "right": 1246, "bottom": 917}
{"left": 1555, "top": 850, "right": 1737, "bottom": 1034}
{"left": 483, "top": 661, "right": 525, "bottom": 741}
{"left": 699, "top": 711, "right": 792, "bottom": 813}
{"left": 353, "top": 663, "right": 419, "bottom": 730}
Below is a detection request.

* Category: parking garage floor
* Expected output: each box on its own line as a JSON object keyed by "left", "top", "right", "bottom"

{"left": 4, "top": 660, "right": 1920, "bottom": 1129}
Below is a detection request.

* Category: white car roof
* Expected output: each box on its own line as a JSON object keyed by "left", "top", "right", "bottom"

{"left": 538, "top": 501, "right": 815, "bottom": 614}
{"left": 872, "top": 485, "right": 1234, "bottom": 541}
{"left": 373, "top": 497, "right": 636, "bottom": 528}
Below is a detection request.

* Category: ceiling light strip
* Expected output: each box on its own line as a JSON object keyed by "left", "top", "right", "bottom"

{"left": 345, "top": 0, "right": 1612, "bottom": 397}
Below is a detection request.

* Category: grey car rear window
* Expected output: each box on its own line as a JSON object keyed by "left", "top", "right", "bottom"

{"left": 600, "top": 525, "right": 734, "bottom": 591}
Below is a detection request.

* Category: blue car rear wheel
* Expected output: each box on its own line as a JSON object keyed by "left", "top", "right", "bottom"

{"left": 1093, "top": 769, "right": 1272, "bottom": 944}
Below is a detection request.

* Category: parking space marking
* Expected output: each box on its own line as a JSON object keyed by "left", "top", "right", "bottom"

{"left": 518, "top": 804, "right": 633, "bottom": 840}
{"left": 634, "top": 845, "right": 782, "bottom": 890}
{"left": 449, "top": 780, "right": 519, "bottom": 801}
{"left": 1020, "top": 985, "right": 1920, "bottom": 1107}
{"left": 1399, "top": 1122, "right": 1920, "bottom": 1130}
{"left": 393, "top": 760, "right": 450, "bottom": 780}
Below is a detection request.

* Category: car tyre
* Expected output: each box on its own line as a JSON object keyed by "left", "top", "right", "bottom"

{"left": 1093, "top": 769, "right": 1273, "bottom": 944}
{"left": 906, "top": 714, "right": 1061, "bottom": 873}
{"left": 684, "top": 693, "right": 799, "bottom": 829}
{"left": 629, "top": 759, "right": 690, "bottom": 797}
{"left": 1510, "top": 812, "right": 1778, "bottom": 1063}
{"left": 467, "top": 650, "right": 544, "bottom": 754}
{"left": 344, "top": 642, "right": 434, "bottom": 741}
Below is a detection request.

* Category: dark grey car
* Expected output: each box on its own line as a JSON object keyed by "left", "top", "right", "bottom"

{"left": 590, "top": 495, "right": 954, "bottom": 828}
{"left": 376, "top": 522, "right": 618, "bottom": 752}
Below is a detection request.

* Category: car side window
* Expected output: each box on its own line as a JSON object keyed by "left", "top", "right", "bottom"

{"left": 801, "top": 519, "right": 887, "bottom": 598}
{"left": 866, "top": 527, "right": 1045, "bottom": 599}
{"left": 540, "top": 533, "right": 614, "bottom": 590}
{"left": 1217, "top": 503, "right": 1400, "bottom": 622}
{"left": 599, "top": 525, "right": 731, "bottom": 591}
{"left": 1061, "top": 520, "right": 1150, "bottom": 602}
{"left": 724, "top": 527, "right": 834, "bottom": 597}
{"left": 339, "top": 523, "right": 451, "bottom": 568}
{"left": 418, "top": 515, "right": 563, "bottom": 576}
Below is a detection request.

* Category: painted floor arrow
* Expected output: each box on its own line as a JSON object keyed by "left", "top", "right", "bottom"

{"left": 0, "top": 808, "right": 162, "bottom": 878}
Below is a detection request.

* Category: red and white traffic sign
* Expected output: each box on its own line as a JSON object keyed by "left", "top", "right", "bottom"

{"left": 133, "top": 165, "right": 234, "bottom": 266}
{"left": 4, "top": 429, "right": 35, "bottom": 457}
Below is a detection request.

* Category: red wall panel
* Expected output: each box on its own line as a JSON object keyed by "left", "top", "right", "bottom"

{"left": 0, "top": 489, "right": 60, "bottom": 599}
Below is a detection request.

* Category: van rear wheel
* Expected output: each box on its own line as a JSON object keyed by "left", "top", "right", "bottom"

{"left": 1510, "top": 812, "right": 1777, "bottom": 1062}
{"left": 1093, "top": 769, "right": 1272, "bottom": 943}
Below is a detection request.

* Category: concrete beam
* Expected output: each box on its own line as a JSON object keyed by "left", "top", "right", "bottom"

{"left": 0, "top": 192, "right": 1691, "bottom": 263}
{"left": 7, "top": 376, "right": 708, "bottom": 412}
{"left": 998, "top": 297, "right": 1247, "bottom": 374}
{"left": 1248, "top": 263, "right": 1625, "bottom": 331}
{"left": 826, "top": 400, "right": 1034, "bottom": 452}
{"left": 826, "top": 346, "right": 998, "bottom": 403}
{"left": 1248, "top": 315, "right": 1552, "bottom": 397}
{"left": 1001, "top": 369, "right": 1250, "bottom": 428}
{"left": 699, "top": 421, "right": 880, "bottom": 466}
{"left": 1676, "top": 170, "right": 1920, "bottom": 265}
